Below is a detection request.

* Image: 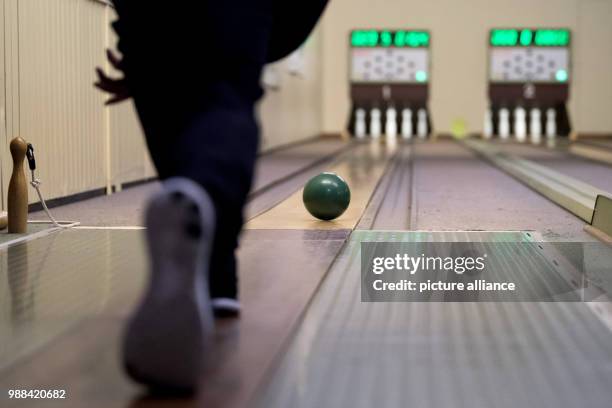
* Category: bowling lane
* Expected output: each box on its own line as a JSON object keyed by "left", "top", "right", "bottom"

{"left": 27, "top": 137, "right": 351, "bottom": 227}
{"left": 246, "top": 141, "right": 358, "bottom": 220}
{"left": 252, "top": 137, "right": 352, "bottom": 192}
{"left": 410, "top": 140, "right": 594, "bottom": 240}
{"left": 490, "top": 142, "right": 612, "bottom": 193}
{"left": 252, "top": 140, "right": 612, "bottom": 407}
{"left": 246, "top": 141, "right": 397, "bottom": 230}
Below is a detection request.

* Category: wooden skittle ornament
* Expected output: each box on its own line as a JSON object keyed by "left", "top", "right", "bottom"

{"left": 8, "top": 137, "right": 28, "bottom": 233}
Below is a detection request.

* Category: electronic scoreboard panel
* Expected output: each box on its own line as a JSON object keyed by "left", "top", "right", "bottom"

{"left": 486, "top": 28, "right": 572, "bottom": 138}
{"left": 348, "top": 29, "right": 433, "bottom": 139}
{"left": 489, "top": 29, "right": 571, "bottom": 84}
{"left": 350, "top": 30, "right": 430, "bottom": 84}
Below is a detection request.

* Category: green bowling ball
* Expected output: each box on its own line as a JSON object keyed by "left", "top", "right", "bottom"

{"left": 303, "top": 172, "right": 351, "bottom": 221}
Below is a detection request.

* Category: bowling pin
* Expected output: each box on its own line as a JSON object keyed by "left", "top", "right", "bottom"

{"left": 483, "top": 108, "right": 493, "bottom": 139}
{"left": 355, "top": 108, "right": 366, "bottom": 139}
{"left": 417, "top": 109, "right": 428, "bottom": 139}
{"left": 370, "top": 108, "right": 382, "bottom": 139}
{"left": 514, "top": 107, "right": 527, "bottom": 142}
{"left": 385, "top": 106, "right": 397, "bottom": 140}
{"left": 530, "top": 108, "right": 542, "bottom": 144}
{"left": 546, "top": 108, "right": 557, "bottom": 139}
{"left": 498, "top": 108, "right": 510, "bottom": 140}
{"left": 401, "top": 108, "right": 413, "bottom": 139}
{"left": 8, "top": 137, "right": 28, "bottom": 233}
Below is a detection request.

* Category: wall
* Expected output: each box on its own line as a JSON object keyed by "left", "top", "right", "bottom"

{"left": 320, "top": 0, "right": 612, "bottom": 135}
{"left": 0, "top": 0, "right": 154, "bottom": 207}
{"left": 14, "top": 0, "right": 108, "bottom": 200}
{"left": 0, "top": 0, "right": 324, "bottom": 208}
{"left": 258, "top": 27, "right": 324, "bottom": 150}
{"left": 107, "top": 18, "right": 157, "bottom": 189}
{"left": 574, "top": 0, "right": 612, "bottom": 134}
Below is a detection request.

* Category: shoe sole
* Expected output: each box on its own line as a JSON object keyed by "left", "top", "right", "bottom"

{"left": 123, "top": 178, "right": 215, "bottom": 392}
{"left": 212, "top": 298, "right": 242, "bottom": 318}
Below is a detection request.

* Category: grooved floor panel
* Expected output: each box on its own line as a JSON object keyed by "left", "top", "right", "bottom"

{"left": 253, "top": 231, "right": 612, "bottom": 408}
{"left": 356, "top": 143, "right": 413, "bottom": 230}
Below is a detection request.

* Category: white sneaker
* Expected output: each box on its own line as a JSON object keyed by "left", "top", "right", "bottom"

{"left": 123, "top": 178, "right": 216, "bottom": 392}
{"left": 212, "top": 298, "right": 242, "bottom": 317}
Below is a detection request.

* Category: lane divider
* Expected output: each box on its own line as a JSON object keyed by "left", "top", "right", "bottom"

{"left": 588, "top": 195, "right": 612, "bottom": 243}
{"left": 568, "top": 142, "right": 612, "bottom": 167}
{"left": 463, "top": 139, "right": 612, "bottom": 224}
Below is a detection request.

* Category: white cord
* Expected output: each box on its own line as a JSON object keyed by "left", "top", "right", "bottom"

{"left": 30, "top": 178, "right": 80, "bottom": 229}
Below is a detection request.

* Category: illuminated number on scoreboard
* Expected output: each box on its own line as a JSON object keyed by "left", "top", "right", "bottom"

{"left": 380, "top": 31, "right": 393, "bottom": 47}
{"left": 351, "top": 30, "right": 430, "bottom": 48}
{"left": 490, "top": 29, "right": 518, "bottom": 46}
{"left": 534, "top": 29, "right": 570, "bottom": 47}
{"left": 519, "top": 29, "right": 533, "bottom": 46}
{"left": 490, "top": 29, "right": 570, "bottom": 47}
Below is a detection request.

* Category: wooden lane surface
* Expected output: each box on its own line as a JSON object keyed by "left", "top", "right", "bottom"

{"left": 0, "top": 229, "right": 349, "bottom": 408}
{"left": 252, "top": 137, "right": 351, "bottom": 192}
{"left": 246, "top": 141, "right": 397, "bottom": 230}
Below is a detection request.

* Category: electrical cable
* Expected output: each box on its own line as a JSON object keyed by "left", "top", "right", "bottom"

{"left": 29, "top": 178, "right": 80, "bottom": 229}
{"left": 26, "top": 144, "right": 80, "bottom": 229}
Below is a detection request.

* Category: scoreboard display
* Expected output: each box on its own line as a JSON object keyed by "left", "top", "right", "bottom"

{"left": 490, "top": 29, "right": 570, "bottom": 47}
{"left": 350, "top": 30, "right": 430, "bottom": 84}
{"left": 489, "top": 28, "right": 571, "bottom": 84}
{"left": 351, "top": 30, "right": 430, "bottom": 48}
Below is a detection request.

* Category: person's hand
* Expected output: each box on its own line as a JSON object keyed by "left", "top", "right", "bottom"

{"left": 94, "top": 49, "right": 131, "bottom": 105}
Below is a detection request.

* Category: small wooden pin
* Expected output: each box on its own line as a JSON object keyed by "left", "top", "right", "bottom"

{"left": 8, "top": 137, "right": 28, "bottom": 233}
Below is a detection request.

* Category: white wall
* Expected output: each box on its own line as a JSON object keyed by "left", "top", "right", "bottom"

{"left": 320, "top": 0, "right": 612, "bottom": 135}
{"left": 574, "top": 0, "right": 612, "bottom": 134}
{"left": 258, "top": 27, "right": 324, "bottom": 151}
{"left": 0, "top": 0, "right": 155, "bottom": 207}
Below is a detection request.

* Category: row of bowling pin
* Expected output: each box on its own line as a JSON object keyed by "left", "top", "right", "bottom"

{"left": 355, "top": 107, "right": 429, "bottom": 140}
{"left": 484, "top": 107, "right": 557, "bottom": 143}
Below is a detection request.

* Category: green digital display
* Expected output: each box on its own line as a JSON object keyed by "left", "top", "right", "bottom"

{"left": 351, "top": 30, "right": 430, "bottom": 48}
{"left": 490, "top": 29, "right": 570, "bottom": 47}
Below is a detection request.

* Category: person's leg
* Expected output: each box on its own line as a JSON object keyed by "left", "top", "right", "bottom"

{"left": 123, "top": 103, "right": 259, "bottom": 391}
{"left": 114, "top": 0, "right": 272, "bottom": 390}
{"left": 171, "top": 103, "right": 260, "bottom": 304}
{"left": 134, "top": 91, "right": 260, "bottom": 308}
{"left": 116, "top": 0, "right": 270, "bottom": 307}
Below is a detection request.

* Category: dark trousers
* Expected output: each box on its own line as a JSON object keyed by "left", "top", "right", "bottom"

{"left": 113, "top": 1, "right": 273, "bottom": 298}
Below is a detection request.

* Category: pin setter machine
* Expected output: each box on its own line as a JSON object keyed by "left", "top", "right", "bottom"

{"left": 348, "top": 29, "right": 433, "bottom": 139}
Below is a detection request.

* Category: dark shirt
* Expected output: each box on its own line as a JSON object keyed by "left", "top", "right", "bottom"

{"left": 267, "top": 1, "right": 328, "bottom": 62}
{"left": 111, "top": 0, "right": 328, "bottom": 107}
{"left": 112, "top": 0, "right": 328, "bottom": 64}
